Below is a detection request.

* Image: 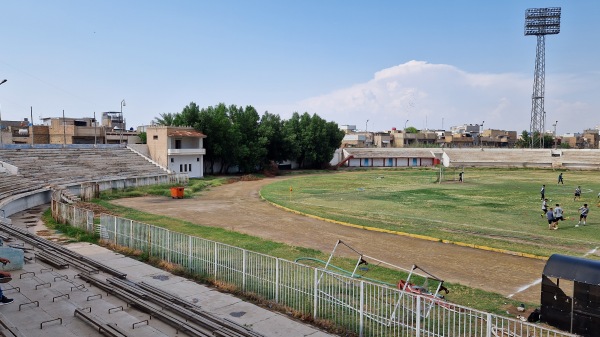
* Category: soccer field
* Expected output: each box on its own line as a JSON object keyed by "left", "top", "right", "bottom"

{"left": 261, "top": 168, "right": 600, "bottom": 258}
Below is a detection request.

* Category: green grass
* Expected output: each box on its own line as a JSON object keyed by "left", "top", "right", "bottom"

{"left": 99, "top": 177, "right": 227, "bottom": 200}
{"left": 41, "top": 209, "right": 99, "bottom": 243}
{"left": 261, "top": 168, "right": 600, "bottom": 258}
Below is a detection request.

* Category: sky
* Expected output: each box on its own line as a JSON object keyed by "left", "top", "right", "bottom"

{"left": 1, "top": 1, "right": 598, "bottom": 135}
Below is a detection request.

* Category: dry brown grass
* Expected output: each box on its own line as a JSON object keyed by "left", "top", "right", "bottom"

{"left": 99, "top": 240, "right": 144, "bottom": 257}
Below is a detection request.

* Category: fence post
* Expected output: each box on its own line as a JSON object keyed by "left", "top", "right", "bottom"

{"left": 87, "top": 210, "right": 94, "bottom": 233}
{"left": 242, "top": 249, "right": 247, "bottom": 291}
{"left": 148, "top": 224, "right": 154, "bottom": 257}
{"left": 188, "top": 236, "right": 193, "bottom": 271}
{"left": 486, "top": 312, "right": 492, "bottom": 337}
{"left": 214, "top": 243, "right": 218, "bottom": 280}
{"left": 415, "top": 297, "right": 421, "bottom": 337}
{"left": 129, "top": 220, "right": 133, "bottom": 248}
{"left": 313, "top": 269, "right": 318, "bottom": 319}
{"left": 114, "top": 216, "right": 118, "bottom": 245}
{"left": 275, "top": 258, "right": 279, "bottom": 303}
{"left": 166, "top": 230, "right": 171, "bottom": 262}
{"left": 359, "top": 281, "right": 364, "bottom": 337}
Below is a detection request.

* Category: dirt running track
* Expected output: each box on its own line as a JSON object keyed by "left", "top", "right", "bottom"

{"left": 113, "top": 177, "right": 544, "bottom": 304}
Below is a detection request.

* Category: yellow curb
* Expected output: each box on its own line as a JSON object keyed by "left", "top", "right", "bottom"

{"left": 260, "top": 193, "right": 548, "bottom": 261}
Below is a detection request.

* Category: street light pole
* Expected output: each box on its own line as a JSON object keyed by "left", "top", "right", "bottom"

{"left": 120, "top": 99, "right": 126, "bottom": 144}
{"left": 404, "top": 119, "right": 409, "bottom": 147}
{"left": 0, "top": 79, "right": 7, "bottom": 146}
{"left": 553, "top": 121, "right": 558, "bottom": 149}
{"left": 366, "top": 119, "right": 369, "bottom": 132}
{"left": 480, "top": 121, "right": 485, "bottom": 149}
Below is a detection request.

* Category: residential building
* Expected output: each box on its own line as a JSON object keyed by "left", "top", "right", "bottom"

{"left": 581, "top": 129, "right": 599, "bottom": 149}
{"left": 480, "top": 129, "right": 518, "bottom": 148}
{"left": 373, "top": 132, "right": 391, "bottom": 148}
{"left": 36, "top": 114, "right": 140, "bottom": 145}
{"left": 339, "top": 125, "right": 357, "bottom": 133}
{"left": 389, "top": 129, "right": 439, "bottom": 147}
{"left": 562, "top": 133, "right": 582, "bottom": 149}
{"left": 145, "top": 126, "right": 207, "bottom": 178}
{"left": 341, "top": 133, "right": 367, "bottom": 148}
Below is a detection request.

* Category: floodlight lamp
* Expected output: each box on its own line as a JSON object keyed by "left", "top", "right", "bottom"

{"left": 525, "top": 7, "right": 561, "bottom": 36}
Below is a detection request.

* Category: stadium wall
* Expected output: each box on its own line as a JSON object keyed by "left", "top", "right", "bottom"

{"left": 0, "top": 174, "right": 186, "bottom": 218}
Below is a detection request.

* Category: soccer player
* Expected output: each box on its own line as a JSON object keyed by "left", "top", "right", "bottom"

{"left": 541, "top": 198, "right": 548, "bottom": 218}
{"left": 540, "top": 185, "right": 545, "bottom": 201}
{"left": 553, "top": 204, "right": 564, "bottom": 229}
{"left": 546, "top": 207, "right": 556, "bottom": 230}
{"left": 576, "top": 204, "right": 589, "bottom": 227}
{"left": 558, "top": 173, "right": 564, "bottom": 185}
{"left": 574, "top": 186, "right": 581, "bottom": 201}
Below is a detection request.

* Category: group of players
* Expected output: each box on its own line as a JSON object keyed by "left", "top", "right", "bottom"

{"left": 539, "top": 173, "right": 591, "bottom": 230}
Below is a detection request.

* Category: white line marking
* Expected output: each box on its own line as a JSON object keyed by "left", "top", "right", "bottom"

{"left": 584, "top": 247, "right": 599, "bottom": 257}
{"left": 508, "top": 278, "right": 542, "bottom": 298}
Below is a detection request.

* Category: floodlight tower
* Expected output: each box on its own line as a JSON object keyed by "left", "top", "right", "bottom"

{"left": 524, "top": 7, "right": 561, "bottom": 148}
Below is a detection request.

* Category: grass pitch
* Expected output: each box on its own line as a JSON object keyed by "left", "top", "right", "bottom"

{"left": 261, "top": 168, "right": 600, "bottom": 258}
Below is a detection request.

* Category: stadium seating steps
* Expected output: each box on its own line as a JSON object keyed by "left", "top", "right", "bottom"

{"left": 0, "top": 147, "right": 169, "bottom": 203}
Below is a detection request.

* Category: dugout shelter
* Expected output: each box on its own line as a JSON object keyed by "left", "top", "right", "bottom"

{"left": 541, "top": 254, "right": 600, "bottom": 336}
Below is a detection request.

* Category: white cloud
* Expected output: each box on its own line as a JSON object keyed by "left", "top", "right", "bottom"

{"left": 274, "top": 60, "right": 598, "bottom": 134}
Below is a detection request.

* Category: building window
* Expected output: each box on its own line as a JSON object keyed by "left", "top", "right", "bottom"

{"left": 175, "top": 139, "right": 181, "bottom": 149}
{"left": 188, "top": 164, "right": 192, "bottom": 171}
{"left": 180, "top": 164, "right": 183, "bottom": 172}
{"left": 170, "top": 158, "right": 174, "bottom": 163}
{"left": 153, "top": 135, "right": 158, "bottom": 140}
{"left": 196, "top": 158, "right": 200, "bottom": 162}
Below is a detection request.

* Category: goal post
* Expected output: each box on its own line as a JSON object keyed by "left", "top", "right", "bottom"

{"left": 435, "top": 166, "right": 464, "bottom": 184}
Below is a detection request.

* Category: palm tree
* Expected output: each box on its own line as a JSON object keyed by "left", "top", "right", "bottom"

{"left": 153, "top": 112, "right": 176, "bottom": 126}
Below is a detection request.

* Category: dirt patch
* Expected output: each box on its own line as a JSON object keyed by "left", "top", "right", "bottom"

{"left": 35, "top": 229, "right": 71, "bottom": 243}
{"left": 74, "top": 201, "right": 118, "bottom": 217}
{"left": 111, "top": 176, "right": 545, "bottom": 304}
{"left": 226, "top": 174, "right": 262, "bottom": 183}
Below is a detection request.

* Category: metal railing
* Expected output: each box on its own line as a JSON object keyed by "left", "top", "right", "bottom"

{"left": 51, "top": 202, "right": 575, "bottom": 337}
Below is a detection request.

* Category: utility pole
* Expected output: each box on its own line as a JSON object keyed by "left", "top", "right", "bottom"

{"left": 553, "top": 121, "right": 558, "bottom": 149}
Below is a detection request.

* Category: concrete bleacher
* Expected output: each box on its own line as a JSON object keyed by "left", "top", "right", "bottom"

{"left": 337, "top": 147, "right": 600, "bottom": 170}
{"left": 443, "top": 148, "right": 557, "bottom": 168}
{"left": 0, "top": 147, "right": 169, "bottom": 187}
{"left": 0, "top": 207, "right": 332, "bottom": 337}
{"left": 559, "top": 149, "right": 600, "bottom": 169}
{"left": 0, "top": 172, "right": 46, "bottom": 202}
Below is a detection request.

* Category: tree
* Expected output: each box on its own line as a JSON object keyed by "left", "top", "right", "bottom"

{"left": 138, "top": 132, "right": 147, "bottom": 144}
{"left": 153, "top": 113, "right": 176, "bottom": 126}
{"left": 282, "top": 112, "right": 302, "bottom": 165}
{"left": 405, "top": 126, "right": 419, "bottom": 134}
{"left": 515, "top": 130, "right": 530, "bottom": 148}
{"left": 228, "top": 105, "right": 266, "bottom": 173}
{"left": 153, "top": 104, "right": 343, "bottom": 173}
{"left": 175, "top": 102, "right": 201, "bottom": 127}
{"left": 283, "top": 112, "right": 344, "bottom": 168}
{"left": 197, "top": 103, "right": 232, "bottom": 174}
{"left": 515, "top": 131, "right": 554, "bottom": 148}
{"left": 258, "top": 112, "right": 289, "bottom": 164}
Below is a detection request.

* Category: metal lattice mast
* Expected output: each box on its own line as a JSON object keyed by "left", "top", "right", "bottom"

{"left": 525, "top": 7, "right": 561, "bottom": 148}
{"left": 530, "top": 34, "right": 546, "bottom": 148}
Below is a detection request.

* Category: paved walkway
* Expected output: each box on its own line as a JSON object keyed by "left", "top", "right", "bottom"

{"left": 0, "top": 207, "right": 334, "bottom": 337}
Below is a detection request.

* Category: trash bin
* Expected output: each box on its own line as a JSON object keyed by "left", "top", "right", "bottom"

{"left": 170, "top": 186, "right": 185, "bottom": 199}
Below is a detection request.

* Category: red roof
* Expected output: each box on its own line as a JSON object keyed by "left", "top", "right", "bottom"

{"left": 167, "top": 129, "right": 206, "bottom": 138}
